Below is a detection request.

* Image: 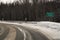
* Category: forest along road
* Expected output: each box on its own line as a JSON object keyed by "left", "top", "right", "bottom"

{"left": 0, "top": 23, "right": 49, "bottom": 40}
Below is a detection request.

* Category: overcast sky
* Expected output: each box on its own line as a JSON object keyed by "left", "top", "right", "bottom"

{"left": 0, "top": 0, "right": 19, "bottom": 4}
{"left": 0, "top": 0, "right": 33, "bottom": 4}
{"left": 0, "top": 0, "right": 54, "bottom": 4}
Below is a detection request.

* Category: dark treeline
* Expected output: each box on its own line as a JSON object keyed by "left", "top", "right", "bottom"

{"left": 0, "top": 1, "right": 60, "bottom": 21}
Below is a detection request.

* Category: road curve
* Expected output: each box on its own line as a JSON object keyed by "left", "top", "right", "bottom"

{"left": 16, "top": 25, "right": 49, "bottom": 40}
{"left": 0, "top": 23, "right": 49, "bottom": 40}
{"left": 0, "top": 24, "right": 9, "bottom": 40}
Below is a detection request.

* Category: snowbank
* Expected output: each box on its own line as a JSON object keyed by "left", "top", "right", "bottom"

{"left": 24, "top": 21, "right": 60, "bottom": 40}
{"left": 0, "top": 21, "right": 60, "bottom": 40}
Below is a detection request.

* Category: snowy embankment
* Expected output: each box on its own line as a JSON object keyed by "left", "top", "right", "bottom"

{"left": 0, "top": 21, "right": 60, "bottom": 40}
{"left": 24, "top": 21, "right": 60, "bottom": 40}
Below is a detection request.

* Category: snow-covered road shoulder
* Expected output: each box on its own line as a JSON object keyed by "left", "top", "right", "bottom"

{"left": 0, "top": 21, "right": 60, "bottom": 40}
{"left": 20, "top": 21, "right": 60, "bottom": 40}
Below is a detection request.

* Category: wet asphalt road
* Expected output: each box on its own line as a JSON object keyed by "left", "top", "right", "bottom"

{"left": 0, "top": 23, "right": 49, "bottom": 40}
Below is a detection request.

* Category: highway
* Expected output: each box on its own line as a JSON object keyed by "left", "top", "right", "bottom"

{"left": 0, "top": 23, "right": 49, "bottom": 40}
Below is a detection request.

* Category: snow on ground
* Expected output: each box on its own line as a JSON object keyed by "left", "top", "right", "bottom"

{"left": 27, "top": 21, "right": 60, "bottom": 31}
{"left": 23, "top": 21, "right": 60, "bottom": 40}
{"left": 0, "top": 21, "right": 60, "bottom": 40}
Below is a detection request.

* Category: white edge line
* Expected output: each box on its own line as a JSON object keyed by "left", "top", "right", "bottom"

{"left": 15, "top": 27, "right": 26, "bottom": 40}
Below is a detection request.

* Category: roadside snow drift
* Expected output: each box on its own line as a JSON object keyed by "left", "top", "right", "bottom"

{"left": 0, "top": 21, "right": 60, "bottom": 40}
